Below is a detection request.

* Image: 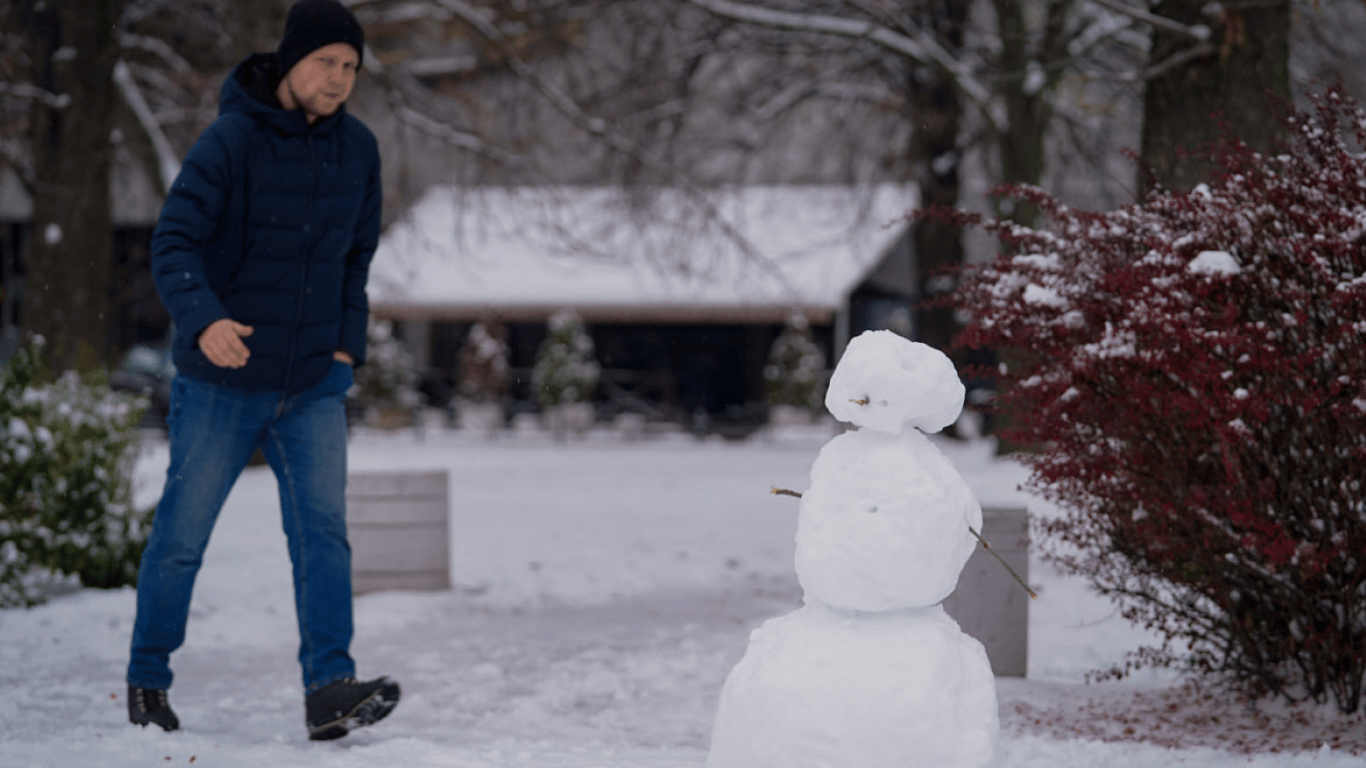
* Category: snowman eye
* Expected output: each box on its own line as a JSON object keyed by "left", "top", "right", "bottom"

{"left": 867, "top": 505, "right": 878, "bottom": 514}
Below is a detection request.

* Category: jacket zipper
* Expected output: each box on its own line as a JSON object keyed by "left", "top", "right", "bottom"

{"left": 279, "top": 131, "right": 317, "bottom": 399}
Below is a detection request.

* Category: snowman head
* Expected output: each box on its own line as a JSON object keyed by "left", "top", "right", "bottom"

{"left": 824, "top": 331, "right": 965, "bottom": 435}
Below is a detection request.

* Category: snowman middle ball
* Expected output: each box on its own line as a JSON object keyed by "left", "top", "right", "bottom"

{"left": 795, "top": 428, "right": 982, "bottom": 612}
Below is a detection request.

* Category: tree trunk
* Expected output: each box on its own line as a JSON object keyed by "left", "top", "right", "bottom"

{"left": 993, "top": 0, "right": 1055, "bottom": 225}
{"left": 906, "top": 0, "right": 969, "bottom": 355}
{"left": 1140, "top": 1, "right": 1291, "bottom": 193}
{"left": 981, "top": 0, "right": 1061, "bottom": 450}
{"left": 21, "top": 0, "right": 128, "bottom": 373}
{"left": 226, "top": 0, "right": 288, "bottom": 62}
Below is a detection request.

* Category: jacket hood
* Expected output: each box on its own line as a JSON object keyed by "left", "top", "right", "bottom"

{"left": 220, "top": 53, "right": 348, "bottom": 136}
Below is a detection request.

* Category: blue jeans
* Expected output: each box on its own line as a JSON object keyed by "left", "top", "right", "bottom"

{"left": 128, "top": 361, "right": 356, "bottom": 694}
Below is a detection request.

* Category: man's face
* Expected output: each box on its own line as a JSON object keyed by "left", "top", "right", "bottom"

{"left": 283, "top": 42, "right": 359, "bottom": 121}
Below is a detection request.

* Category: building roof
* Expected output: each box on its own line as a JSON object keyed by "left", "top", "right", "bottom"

{"left": 369, "top": 184, "right": 917, "bottom": 324}
{"left": 0, "top": 147, "right": 162, "bottom": 225}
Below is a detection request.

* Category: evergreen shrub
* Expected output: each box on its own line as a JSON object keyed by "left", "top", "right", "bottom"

{"left": 763, "top": 313, "right": 825, "bottom": 413}
{"left": 953, "top": 86, "right": 1366, "bottom": 713}
{"left": 353, "top": 318, "right": 420, "bottom": 412}
{"left": 456, "top": 318, "right": 511, "bottom": 404}
{"left": 532, "top": 309, "right": 599, "bottom": 408}
{"left": 1, "top": 342, "right": 151, "bottom": 608}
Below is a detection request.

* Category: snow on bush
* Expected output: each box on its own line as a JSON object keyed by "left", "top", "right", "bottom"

{"left": 353, "top": 318, "right": 421, "bottom": 411}
{"left": 952, "top": 85, "right": 1366, "bottom": 714}
{"left": 1, "top": 341, "right": 150, "bottom": 608}
{"left": 763, "top": 312, "right": 826, "bottom": 415}
{"left": 532, "top": 309, "right": 599, "bottom": 408}
{"left": 456, "top": 318, "right": 511, "bottom": 404}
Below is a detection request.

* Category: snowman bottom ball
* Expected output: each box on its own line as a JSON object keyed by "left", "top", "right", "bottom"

{"left": 707, "top": 602, "right": 1000, "bottom": 768}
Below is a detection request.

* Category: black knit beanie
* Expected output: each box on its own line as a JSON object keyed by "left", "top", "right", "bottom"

{"left": 277, "top": 0, "right": 365, "bottom": 76}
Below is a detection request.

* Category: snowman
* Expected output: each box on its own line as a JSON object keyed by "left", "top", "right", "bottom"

{"left": 707, "top": 330, "right": 1000, "bottom": 768}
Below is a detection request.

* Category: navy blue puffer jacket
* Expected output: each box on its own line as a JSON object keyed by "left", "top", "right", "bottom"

{"left": 151, "top": 53, "right": 381, "bottom": 395}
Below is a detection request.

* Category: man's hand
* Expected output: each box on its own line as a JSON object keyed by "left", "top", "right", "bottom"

{"left": 333, "top": 350, "right": 354, "bottom": 365}
{"left": 199, "top": 319, "right": 254, "bottom": 368}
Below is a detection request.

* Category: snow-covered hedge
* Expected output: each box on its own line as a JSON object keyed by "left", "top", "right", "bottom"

{"left": 353, "top": 318, "right": 420, "bottom": 412}
{"left": 532, "top": 310, "right": 599, "bottom": 408}
{"left": 953, "top": 86, "right": 1366, "bottom": 713}
{"left": 456, "top": 319, "right": 511, "bottom": 404}
{"left": 1, "top": 342, "right": 151, "bottom": 608}
{"left": 763, "top": 313, "right": 826, "bottom": 415}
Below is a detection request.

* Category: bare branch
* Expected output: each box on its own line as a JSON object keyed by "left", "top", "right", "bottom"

{"left": 1067, "top": 10, "right": 1142, "bottom": 59}
{"left": 118, "top": 32, "right": 192, "bottom": 75}
{"left": 113, "top": 60, "right": 181, "bottom": 193}
{"left": 684, "top": 0, "right": 997, "bottom": 129}
{"left": 401, "top": 54, "right": 478, "bottom": 78}
{"left": 0, "top": 137, "right": 33, "bottom": 192}
{"left": 124, "top": 62, "right": 185, "bottom": 104}
{"left": 397, "top": 103, "right": 528, "bottom": 167}
{"left": 427, "top": 0, "right": 503, "bottom": 39}
{"left": 967, "top": 524, "right": 1038, "bottom": 600}
{"left": 1086, "top": 0, "right": 1213, "bottom": 41}
{"left": 1136, "top": 41, "right": 1217, "bottom": 82}
{"left": 0, "top": 81, "right": 70, "bottom": 109}
{"left": 753, "top": 79, "right": 897, "bottom": 122}
{"left": 345, "top": 0, "right": 453, "bottom": 24}
{"left": 139, "top": 100, "right": 215, "bottom": 127}
{"left": 359, "top": 43, "right": 527, "bottom": 168}
{"left": 428, "top": 0, "right": 798, "bottom": 286}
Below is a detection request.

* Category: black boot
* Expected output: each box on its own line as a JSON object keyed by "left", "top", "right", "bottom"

{"left": 305, "top": 676, "right": 400, "bottom": 741}
{"left": 128, "top": 685, "right": 180, "bottom": 732}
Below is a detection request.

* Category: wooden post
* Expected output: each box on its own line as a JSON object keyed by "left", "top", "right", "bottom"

{"left": 346, "top": 470, "right": 450, "bottom": 594}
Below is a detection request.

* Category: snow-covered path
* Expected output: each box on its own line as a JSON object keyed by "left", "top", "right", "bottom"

{"left": 0, "top": 427, "right": 1359, "bottom": 767}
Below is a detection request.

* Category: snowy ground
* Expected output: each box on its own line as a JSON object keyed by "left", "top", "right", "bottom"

{"left": 1, "top": 422, "right": 1361, "bottom": 767}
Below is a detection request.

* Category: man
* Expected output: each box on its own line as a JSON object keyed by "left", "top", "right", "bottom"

{"left": 127, "top": 0, "right": 398, "bottom": 741}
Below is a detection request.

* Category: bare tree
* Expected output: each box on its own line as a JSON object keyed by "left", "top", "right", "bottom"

{"left": 664, "top": 0, "right": 1164, "bottom": 349}
{"left": 0, "top": 0, "right": 286, "bottom": 371}
{"left": 1139, "top": 0, "right": 1291, "bottom": 192}
{"left": 1291, "top": 0, "right": 1366, "bottom": 103}
{"left": 3, "top": 0, "right": 129, "bottom": 372}
{"left": 1, "top": 0, "right": 1353, "bottom": 371}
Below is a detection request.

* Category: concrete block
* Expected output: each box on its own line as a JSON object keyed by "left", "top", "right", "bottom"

{"left": 942, "top": 506, "right": 1030, "bottom": 677}
{"left": 347, "top": 469, "right": 450, "bottom": 594}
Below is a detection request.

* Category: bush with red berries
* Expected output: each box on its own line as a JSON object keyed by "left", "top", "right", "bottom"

{"left": 952, "top": 86, "right": 1366, "bottom": 713}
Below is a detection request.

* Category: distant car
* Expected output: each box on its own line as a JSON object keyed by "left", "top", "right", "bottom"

{"left": 110, "top": 334, "right": 176, "bottom": 432}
